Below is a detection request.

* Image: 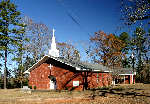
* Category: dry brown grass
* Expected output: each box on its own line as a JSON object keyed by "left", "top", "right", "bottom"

{"left": 0, "top": 83, "right": 150, "bottom": 104}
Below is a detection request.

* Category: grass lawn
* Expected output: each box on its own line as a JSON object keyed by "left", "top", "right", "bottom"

{"left": 0, "top": 83, "right": 150, "bottom": 104}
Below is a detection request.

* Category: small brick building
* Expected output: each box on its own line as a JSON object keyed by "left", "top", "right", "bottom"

{"left": 25, "top": 55, "right": 112, "bottom": 90}
{"left": 24, "top": 29, "right": 135, "bottom": 90}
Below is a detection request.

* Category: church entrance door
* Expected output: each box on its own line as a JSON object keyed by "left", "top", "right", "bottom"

{"left": 50, "top": 77, "right": 57, "bottom": 90}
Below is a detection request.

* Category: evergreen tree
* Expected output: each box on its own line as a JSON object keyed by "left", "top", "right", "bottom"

{"left": 118, "top": 32, "right": 131, "bottom": 68}
{"left": 0, "top": 0, "right": 25, "bottom": 89}
{"left": 132, "top": 27, "right": 150, "bottom": 82}
{"left": 133, "top": 28, "right": 146, "bottom": 73}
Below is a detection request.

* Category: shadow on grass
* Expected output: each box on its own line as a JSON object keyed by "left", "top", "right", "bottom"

{"left": 89, "top": 86, "right": 150, "bottom": 99}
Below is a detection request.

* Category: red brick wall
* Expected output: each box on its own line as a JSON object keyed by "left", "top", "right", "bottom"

{"left": 29, "top": 63, "right": 50, "bottom": 89}
{"left": 87, "top": 72, "right": 112, "bottom": 88}
{"left": 50, "top": 65, "right": 84, "bottom": 91}
{"left": 29, "top": 63, "right": 84, "bottom": 90}
{"left": 29, "top": 63, "right": 112, "bottom": 90}
{"left": 125, "top": 75, "right": 130, "bottom": 84}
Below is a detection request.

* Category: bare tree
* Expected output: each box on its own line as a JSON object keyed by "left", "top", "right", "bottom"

{"left": 57, "top": 42, "right": 80, "bottom": 62}
{"left": 23, "top": 16, "right": 51, "bottom": 62}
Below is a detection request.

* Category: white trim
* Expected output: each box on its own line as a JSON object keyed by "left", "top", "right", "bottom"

{"left": 82, "top": 68, "right": 87, "bottom": 70}
{"left": 119, "top": 74, "right": 134, "bottom": 75}
{"left": 132, "top": 74, "right": 134, "bottom": 84}
{"left": 91, "top": 70, "right": 111, "bottom": 72}
{"left": 76, "top": 67, "right": 81, "bottom": 70}
{"left": 24, "top": 70, "right": 30, "bottom": 74}
{"left": 124, "top": 76, "right": 125, "bottom": 84}
{"left": 104, "top": 70, "right": 112, "bottom": 72}
{"left": 134, "top": 72, "right": 136, "bottom": 75}
{"left": 112, "top": 80, "right": 115, "bottom": 85}
{"left": 93, "top": 69, "right": 102, "bottom": 72}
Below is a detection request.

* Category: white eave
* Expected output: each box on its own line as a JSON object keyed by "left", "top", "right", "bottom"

{"left": 119, "top": 73, "right": 135, "bottom": 75}
{"left": 24, "top": 70, "right": 30, "bottom": 74}
{"left": 75, "top": 67, "right": 81, "bottom": 70}
{"left": 104, "top": 70, "right": 112, "bottom": 73}
{"left": 91, "top": 69, "right": 111, "bottom": 72}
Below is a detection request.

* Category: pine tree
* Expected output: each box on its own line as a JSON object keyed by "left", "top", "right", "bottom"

{"left": 0, "top": 0, "right": 25, "bottom": 89}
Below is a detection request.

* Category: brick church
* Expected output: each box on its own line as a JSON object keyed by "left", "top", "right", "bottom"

{"left": 24, "top": 29, "right": 135, "bottom": 91}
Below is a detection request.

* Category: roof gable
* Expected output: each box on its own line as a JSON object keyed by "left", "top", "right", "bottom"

{"left": 24, "top": 55, "right": 111, "bottom": 74}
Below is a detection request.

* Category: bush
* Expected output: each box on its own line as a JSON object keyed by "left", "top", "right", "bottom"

{"left": 70, "top": 87, "right": 76, "bottom": 91}
{"left": 23, "top": 80, "right": 28, "bottom": 86}
{"left": 34, "top": 86, "right": 36, "bottom": 90}
{"left": 28, "top": 86, "right": 32, "bottom": 89}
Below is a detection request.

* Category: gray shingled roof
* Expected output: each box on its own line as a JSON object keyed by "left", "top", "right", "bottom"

{"left": 50, "top": 56, "right": 111, "bottom": 72}
{"left": 24, "top": 55, "right": 135, "bottom": 75}
{"left": 24, "top": 55, "right": 111, "bottom": 73}
{"left": 117, "top": 68, "right": 135, "bottom": 75}
{"left": 79, "top": 62, "right": 110, "bottom": 72}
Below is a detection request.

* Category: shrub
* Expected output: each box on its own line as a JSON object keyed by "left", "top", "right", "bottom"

{"left": 70, "top": 87, "right": 76, "bottom": 91}
{"left": 23, "top": 80, "right": 28, "bottom": 86}
{"left": 28, "top": 86, "right": 32, "bottom": 89}
{"left": 34, "top": 86, "right": 36, "bottom": 90}
{"left": 65, "top": 87, "right": 68, "bottom": 90}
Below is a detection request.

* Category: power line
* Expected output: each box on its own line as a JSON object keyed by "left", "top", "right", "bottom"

{"left": 56, "top": 0, "right": 81, "bottom": 27}
{"left": 56, "top": 0, "right": 91, "bottom": 36}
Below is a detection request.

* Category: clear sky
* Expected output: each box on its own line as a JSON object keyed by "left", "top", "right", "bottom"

{"left": 14, "top": 0, "right": 122, "bottom": 60}
{"left": 15, "top": 0, "right": 121, "bottom": 40}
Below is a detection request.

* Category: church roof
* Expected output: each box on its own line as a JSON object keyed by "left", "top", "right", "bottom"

{"left": 24, "top": 55, "right": 135, "bottom": 76}
{"left": 24, "top": 55, "right": 111, "bottom": 74}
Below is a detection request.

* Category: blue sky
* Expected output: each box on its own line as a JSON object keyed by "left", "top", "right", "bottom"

{"left": 14, "top": 0, "right": 122, "bottom": 61}
{"left": 15, "top": 0, "right": 121, "bottom": 41}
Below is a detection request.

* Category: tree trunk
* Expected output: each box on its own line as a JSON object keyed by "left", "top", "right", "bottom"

{"left": 21, "top": 80, "right": 23, "bottom": 88}
{"left": 83, "top": 72, "right": 88, "bottom": 91}
{"left": 4, "top": 50, "right": 7, "bottom": 89}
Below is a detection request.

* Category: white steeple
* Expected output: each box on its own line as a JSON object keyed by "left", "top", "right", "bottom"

{"left": 48, "top": 28, "right": 59, "bottom": 57}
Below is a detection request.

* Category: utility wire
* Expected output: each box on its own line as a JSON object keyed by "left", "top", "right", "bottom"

{"left": 56, "top": 0, "right": 81, "bottom": 27}
{"left": 56, "top": 0, "right": 91, "bottom": 36}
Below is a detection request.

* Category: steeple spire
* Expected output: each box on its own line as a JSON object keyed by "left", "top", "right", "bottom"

{"left": 48, "top": 28, "right": 59, "bottom": 57}
{"left": 53, "top": 28, "right": 55, "bottom": 37}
